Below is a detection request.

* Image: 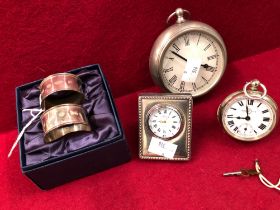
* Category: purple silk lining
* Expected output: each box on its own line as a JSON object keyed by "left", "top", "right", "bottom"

{"left": 20, "top": 69, "right": 118, "bottom": 166}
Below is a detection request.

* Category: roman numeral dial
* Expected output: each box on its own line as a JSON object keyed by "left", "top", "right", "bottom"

{"left": 222, "top": 96, "right": 276, "bottom": 141}
{"left": 160, "top": 31, "right": 225, "bottom": 97}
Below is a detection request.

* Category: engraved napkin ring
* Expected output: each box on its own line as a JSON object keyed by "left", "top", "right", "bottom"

{"left": 39, "top": 73, "right": 84, "bottom": 110}
{"left": 41, "top": 104, "right": 91, "bottom": 143}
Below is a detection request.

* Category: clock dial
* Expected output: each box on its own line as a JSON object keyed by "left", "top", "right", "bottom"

{"left": 148, "top": 105, "right": 182, "bottom": 139}
{"left": 222, "top": 97, "right": 275, "bottom": 140}
{"left": 160, "top": 31, "right": 225, "bottom": 96}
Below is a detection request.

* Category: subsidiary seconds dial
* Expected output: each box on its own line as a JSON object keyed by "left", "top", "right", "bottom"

{"left": 148, "top": 105, "right": 182, "bottom": 139}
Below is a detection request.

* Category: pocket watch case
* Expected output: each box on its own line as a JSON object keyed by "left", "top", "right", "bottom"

{"left": 217, "top": 80, "right": 278, "bottom": 141}
{"left": 149, "top": 8, "right": 227, "bottom": 97}
{"left": 138, "top": 93, "right": 193, "bottom": 161}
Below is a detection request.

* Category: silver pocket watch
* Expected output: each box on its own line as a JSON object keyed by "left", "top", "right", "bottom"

{"left": 218, "top": 80, "right": 278, "bottom": 141}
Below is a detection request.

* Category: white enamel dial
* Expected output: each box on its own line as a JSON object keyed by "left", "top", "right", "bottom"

{"left": 148, "top": 105, "right": 182, "bottom": 139}
{"left": 160, "top": 31, "right": 225, "bottom": 96}
{"left": 222, "top": 96, "right": 276, "bottom": 141}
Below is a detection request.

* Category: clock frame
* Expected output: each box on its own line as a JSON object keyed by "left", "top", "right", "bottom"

{"left": 138, "top": 93, "right": 193, "bottom": 161}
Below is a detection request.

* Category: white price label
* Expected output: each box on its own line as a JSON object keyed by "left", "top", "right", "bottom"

{"left": 181, "top": 58, "right": 202, "bottom": 82}
{"left": 148, "top": 137, "right": 178, "bottom": 159}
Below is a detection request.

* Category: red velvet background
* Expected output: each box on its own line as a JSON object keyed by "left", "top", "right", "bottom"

{"left": 1, "top": 1, "right": 280, "bottom": 209}
{"left": 1, "top": 0, "right": 280, "bottom": 131}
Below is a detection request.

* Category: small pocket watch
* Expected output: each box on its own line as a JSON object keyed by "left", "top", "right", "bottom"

{"left": 149, "top": 8, "right": 227, "bottom": 97}
{"left": 217, "top": 80, "right": 278, "bottom": 141}
{"left": 138, "top": 93, "right": 192, "bottom": 161}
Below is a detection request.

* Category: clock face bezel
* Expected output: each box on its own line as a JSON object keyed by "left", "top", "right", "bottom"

{"left": 146, "top": 104, "right": 184, "bottom": 140}
{"left": 218, "top": 91, "right": 278, "bottom": 141}
{"left": 159, "top": 29, "right": 226, "bottom": 96}
{"left": 149, "top": 21, "right": 227, "bottom": 98}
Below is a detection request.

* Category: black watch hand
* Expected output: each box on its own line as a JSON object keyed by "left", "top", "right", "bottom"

{"left": 237, "top": 116, "right": 247, "bottom": 120}
{"left": 244, "top": 105, "right": 251, "bottom": 120}
{"left": 171, "top": 51, "right": 188, "bottom": 62}
{"left": 229, "top": 116, "right": 247, "bottom": 119}
{"left": 236, "top": 116, "right": 250, "bottom": 121}
{"left": 230, "top": 115, "right": 250, "bottom": 120}
{"left": 201, "top": 64, "right": 211, "bottom": 68}
{"left": 201, "top": 63, "right": 216, "bottom": 71}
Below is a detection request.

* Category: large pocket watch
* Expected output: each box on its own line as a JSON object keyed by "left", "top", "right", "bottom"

{"left": 150, "top": 8, "right": 227, "bottom": 97}
{"left": 217, "top": 80, "right": 278, "bottom": 142}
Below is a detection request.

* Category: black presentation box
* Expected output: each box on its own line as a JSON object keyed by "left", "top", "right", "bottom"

{"left": 15, "top": 64, "right": 131, "bottom": 190}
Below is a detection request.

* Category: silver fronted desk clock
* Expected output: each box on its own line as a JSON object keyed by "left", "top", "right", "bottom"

{"left": 139, "top": 94, "right": 192, "bottom": 161}
{"left": 150, "top": 8, "right": 227, "bottom": 97}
